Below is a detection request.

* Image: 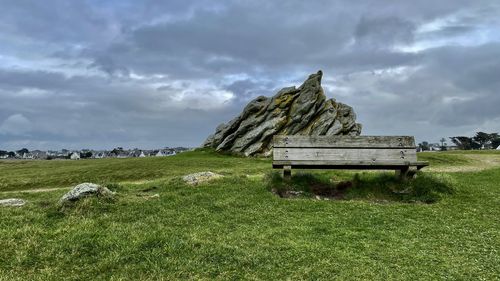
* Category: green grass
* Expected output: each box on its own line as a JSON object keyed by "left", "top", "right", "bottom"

{"left": 0, "top": 148, "right": 269, "bottom": 192}
{"left": 1, "top": 150, "right": 499, "bottom": 280}
{"left": 418, "top": 151, "right": 473, "bottom": 167}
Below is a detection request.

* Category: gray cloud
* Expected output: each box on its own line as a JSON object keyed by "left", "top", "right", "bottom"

{"left": 1, "top": 0, "right": 500, "bottom": 150}
{"left": 354, "top": 16, "right": 416, "bottom": 49}
{"left": 0, "top": 114, "right": 32, "bottom": 136}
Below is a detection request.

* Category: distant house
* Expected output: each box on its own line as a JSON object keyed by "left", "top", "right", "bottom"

{"left": 93, "top": 151, "right": 107, "bottom": 159}
{"left": 47, "top": 150, "right": 57, "bottom": 157}
{"left": 107, "top": 150, "right": 128, "bottom": 158}
{"left": 117, "top": 152, "right": 129, "bottom": 158}
{"left": 155, "top": 150, "right": 166, "bottom": 157}
{"left": 129, "top": 149, "right": 144, "bottom": 158}
{"left": 163, "top": 149, "right": 176, "bottom": 156}
{"left": 47, "top": 150, "right": 70, "bottom": 159}
{"left": 22, "top": 153, "right": 34, "bottom": 159}
{"left": 0, "top": 154, "right": 8, "bottom": 159}
{"left": 173, "top": 147, "right": 190, "bottom": 153}
{"left": 139, "top": 151, "right": 146, "bottom": 157}
{"left": 497, "top": 145, "right": 500, "bottom": 150}
{"left": 31, "top": 150, "right": 47, "bottom": 160}
{"left": 70, "top": 152, "right": 80, "bottom": 160}
{"left": 428, "top": 143, "right": 444, "bottom": 151}
{"left": 445, "top": 144, "right": 458, "bottom": 150}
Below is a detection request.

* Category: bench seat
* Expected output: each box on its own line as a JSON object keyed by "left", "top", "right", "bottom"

{"left": 272, "top": 160, "right": 429, "bottom": 170}
{"left": 272, "top": 135, "right": 429, "bottom": 180}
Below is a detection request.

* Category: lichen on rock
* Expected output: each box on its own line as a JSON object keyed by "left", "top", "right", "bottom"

{"left": 0, "top": 198, "right": 26, "bottom": 207}
{"left": 182, "top": 172, "right": 224, "bottom": 185}
{"left": 59, "top": 183, "right": 115, "bottom": 204}
{"left": 203, "top": 70, "right": 362, "bottom": 156}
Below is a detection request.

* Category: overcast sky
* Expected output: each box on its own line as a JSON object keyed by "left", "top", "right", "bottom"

{"left": 1, "top": 0, "right": 499, "bottom": 150}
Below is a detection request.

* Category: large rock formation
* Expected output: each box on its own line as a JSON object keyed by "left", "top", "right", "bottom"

{"left": 203, "top": 70, "right": 362, "bottom": 156}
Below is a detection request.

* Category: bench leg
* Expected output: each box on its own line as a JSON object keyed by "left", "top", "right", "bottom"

{"left": 396, "top": 166, "right": 417, "bottom": 180}
{"left": 283, "top": 165, "right": 292, "bottom": 181}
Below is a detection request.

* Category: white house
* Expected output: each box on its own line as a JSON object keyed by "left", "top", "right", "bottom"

{"left": 22, "top": 153, "right": 34, "bottom": 159}
{"left": 497, "top": 145, "right": 500, "bottom": 150}
{"left": 70, "top": 152, "right": 80, "bottom": 160}
{"left": 117, "top": 152, "right": 129, "bottom": 158}
{"left": 93, "top": 151, "right": 106, "bottom": 159}
{"left": 139, "top": 151, "right": 146, "bottom": 157}
{"left": 31, "top": 150, "right": 47, "bottom": 159}
{"left": 163, "top": 149, "right": 176, "bottom": 156}
{"left": 156, "top": 150, "right": 165, "bottom": 157}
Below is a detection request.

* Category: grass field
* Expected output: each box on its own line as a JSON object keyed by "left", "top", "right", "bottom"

{"left": 1, "top": 150, "right": 499, "bottom": 280}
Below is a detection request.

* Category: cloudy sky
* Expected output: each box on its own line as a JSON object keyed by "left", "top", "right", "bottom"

{"left": 1, "top": 0, "right": 499, "bottom": 150}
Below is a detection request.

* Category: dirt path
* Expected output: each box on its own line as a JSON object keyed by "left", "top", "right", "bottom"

{"left": 0, "top": 178, "right": 171, "bottom": 194}
{"left": 427, "top": 154, "right": 500, "bottom": 172}
{"left": 0, "top": 187, "right": 70, "bottom": 194}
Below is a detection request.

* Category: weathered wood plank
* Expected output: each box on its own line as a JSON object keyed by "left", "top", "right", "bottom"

{"left": 274, "top": 164, "right": 426, "bottom": 170}
{"left": 273, "top": 162, "right": 428, "bottom": 171}
{"left": 274, "top": 147, "right": 417, "bottom": 162}
{"left": 273, "top": 135, "right": 416, "bottom": 148}
{"left": 273, "top": 160, "right": 428, "bottom": 167}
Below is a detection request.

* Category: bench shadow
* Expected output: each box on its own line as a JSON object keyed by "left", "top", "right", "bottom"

{"left": 266, "top": 171, "right": 454, "bottom": 204}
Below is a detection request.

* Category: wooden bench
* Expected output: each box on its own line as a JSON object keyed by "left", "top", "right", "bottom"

{"left": 272, "top": 135, "right": 428, "bottom": 180}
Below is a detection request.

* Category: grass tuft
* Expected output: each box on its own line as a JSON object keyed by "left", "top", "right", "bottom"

{"left": 58, "top": 195, "right": 117, "bottom": 215}
{"left": 104, "top": 182, "right": 123, "bottom": 192}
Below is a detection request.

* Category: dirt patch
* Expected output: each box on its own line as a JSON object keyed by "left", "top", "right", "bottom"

{"left": 312, "top": 181, "right": 352, "bottom": 199}
{"left": 272, "top": 180, "right": 353, "bottom": 200}
{"left": 272, "top": 189, "right": 306, "bottom": 198}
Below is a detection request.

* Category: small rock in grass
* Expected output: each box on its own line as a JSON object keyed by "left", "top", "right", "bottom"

{"left": 59, "top": 183, "right": 114, "bottom": 204}
{"left": 137, "top": 193, "right": 160, "bottom": 200}
{"left": 146, "top": 193, "right": 160, "bottom": 199}
{"left": 287, "top": 191, "right": 304, "bottom": 196}
{"left": 182, "top": 171, "right": 223, "bottom": 185}
{"left": 0, "top": 198, "right": 26, "bottom": 207}
{"left": 271, "top": 189, "right": 305, "bottom": 198}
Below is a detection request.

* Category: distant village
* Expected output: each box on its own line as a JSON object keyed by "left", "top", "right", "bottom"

{"left": 2, "top": 132, "right": 499, "bottom": 160}
{"left": 0, "top": 147, "right": 191, "bottom": 160}
{"left": 418, "top": 132, "right": 500, "bottom": 152}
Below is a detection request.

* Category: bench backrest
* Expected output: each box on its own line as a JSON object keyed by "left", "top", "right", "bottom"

{"left": 273, "top": 136, "right": 417, "bottom": 164}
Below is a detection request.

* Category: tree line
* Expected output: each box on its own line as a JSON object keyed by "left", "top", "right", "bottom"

{"left": 418, "top": 132, "right": 500, "bottom": 151}
{"left": 450, "top": 132, "right": 500, "bottom": 150}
